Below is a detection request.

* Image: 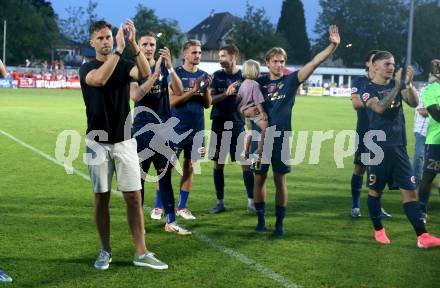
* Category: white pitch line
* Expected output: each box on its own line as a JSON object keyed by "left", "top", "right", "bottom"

{"left": 0, "top": 129, "right": 300, "bottom": 288}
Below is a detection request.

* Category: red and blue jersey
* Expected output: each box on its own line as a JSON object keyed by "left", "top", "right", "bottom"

{"left": 171, "top": 66, "right": 209, "bottom": 136}
{"left": 257, "top": 71, "right": 302, "bottom": 142}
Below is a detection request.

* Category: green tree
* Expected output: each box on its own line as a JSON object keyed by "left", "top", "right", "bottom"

{"left": 313, "top": 0, "right": 407, "bottom": 67}
{"left": 229, "top": 3, "right": 288, "bottom": 62}
{"left": 58, "top": 0, "right": 98, "bottom": 43}
{"left": 0, "top": 0, "right": 62, "bottom": 65}
{"left": 276, "top": 0, "right": 311, "bottom": 64}
{"left": 132, "top": 4, "right": 184, "bottom": 60}
{"left": 412, "top": 0, "right": 440, "bottom": 79}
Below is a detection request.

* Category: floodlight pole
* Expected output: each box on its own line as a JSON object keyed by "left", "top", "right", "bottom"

{"left": 2, "top": 20, "right": 6, "bottom": 65}
{"left": 402, "top": 0, "right": 415, "bottom": 84}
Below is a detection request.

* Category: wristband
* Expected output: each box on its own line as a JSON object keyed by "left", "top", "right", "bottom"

{"left": 114, "top": 51, "right": 123, "bottom": 58}
{"left": 167, "top": 67, "right": 175, "bottom": 74}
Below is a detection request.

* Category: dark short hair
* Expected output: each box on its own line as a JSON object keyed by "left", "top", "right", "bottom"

{"left": 220, "top": 44, "right": 239, "bottom": 57}
{"left": 89, "top": 20, "right": 112, "bottom": 36}
{"left": 371, "top": 51, "right": 394, "bottom": 63}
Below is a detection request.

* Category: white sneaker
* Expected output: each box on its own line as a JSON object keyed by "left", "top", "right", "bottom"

{"left": 94, "top": 250, "right": 112, "bottom": 270}
{"left": 0, "top": 269, "right": 13, "bottom": 283}
{"left": 150, "top": 208, "right": 163, "bottom": 220}
{"left": 164, "top": 222, "right": 192, "bottom": 236}
{"left": 133, "top": 252, "right": 168, "bottom": 269}
{"left": 176, "top": 208, "right": 196, "bottom": 220}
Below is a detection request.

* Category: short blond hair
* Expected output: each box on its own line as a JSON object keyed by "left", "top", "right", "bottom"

{"left": 182, "top": 39, "right": 201, "bottom": 51}
{"left": 265, "top": 47, "right": 287, "bottom": 62}
{"left": 242, "top": 59, "right": 260, "bottom": 80}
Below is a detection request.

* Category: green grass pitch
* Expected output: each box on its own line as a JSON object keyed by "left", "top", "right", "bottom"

{"left": 0, "top": 88, "right": 439, "bottom": 287}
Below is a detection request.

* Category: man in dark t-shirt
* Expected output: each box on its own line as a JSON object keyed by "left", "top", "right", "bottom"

{"left": 249, "top": 26, "right": 340, "bottom": 236}
{"left": 79, "top": 20, "right": 167, "bottom": 270}
{"left": 209, "top": 44, "right": 255, "bottom": 214}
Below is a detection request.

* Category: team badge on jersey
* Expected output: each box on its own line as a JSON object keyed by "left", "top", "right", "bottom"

{"left": 351, "top": 87, "right": 358, "bottom": 94}
{"left": 362, "top": 93, "right": 370, "bottom": 102}
{"left": 189, "top": 78, "right": 196, "bottom": 88}
{"left": 268, "top": 83, "right": 277, "bottom": 93}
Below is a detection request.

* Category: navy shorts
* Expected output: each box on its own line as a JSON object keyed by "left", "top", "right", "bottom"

{"left": 172, "top": 135, "right": 204, "bottom": 160}
{"left": 210, "top": 119, "right": 245, "bottom": 163}
{"left": 366, "top": 145, "right": 416, "bottom": 191}
{"left": 354, "top": 130, "right": 367, "bottom": 166}
{"left": 423, "top": 144, "right": 440, "bottom": 174}
{"left": 254, "top": 146, "right": 291, "bottom": 175}
{"left": 133, "top": 128, "right": 173, "bottom": 174}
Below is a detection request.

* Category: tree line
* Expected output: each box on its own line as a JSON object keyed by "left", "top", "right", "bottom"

{"left": 0, "top": 0, "right": 438, "bottom": 79}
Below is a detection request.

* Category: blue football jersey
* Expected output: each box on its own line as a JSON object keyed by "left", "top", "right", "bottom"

{"left": 257, "top": 71, "right": 302, "bottom": 136}
{"left": 171, "top": 66, "right": 209, "bottom": 135}
{"left": 210, "top": 69, "right": 244, "bottom": 123}
{"left": 351, "top": 75, "right": 370, "bottom": 136}
{"left": 361, "top": 80, "right": 407, "bottom": 147}
{"left": 133, "top": 62, "right": 170, "bottom": 125}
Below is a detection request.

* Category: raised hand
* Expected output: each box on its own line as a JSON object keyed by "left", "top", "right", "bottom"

{"left": 159, "top": 47, "right": 173, "bottom": 69}
{"left": 151, "top": 56, "right": 163, "bottom": 78}
{"left": 394, "top": 68, "right": 403, "bottom": 85}
{"left": 406, "top": 65, "right": 414, "bottom": 84}
{"left": 225, "top": 81, "right": 239, "bottom": 96}
{"left": 125, "top": 19, "right": 137, "bottom": 47}
{"left": 328, "top": 25, "right": 340, "bottom": 46}
{"left": 201, "top": 74, "right": 213, "bottom": 91}
{"left": 115, "top": 24, "right": 125, "bottom": 53}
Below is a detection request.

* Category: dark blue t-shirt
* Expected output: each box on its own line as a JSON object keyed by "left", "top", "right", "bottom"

{"left": 362, "top": 80, "right": 407, "bottom": 147}
{"left": 210, "top": 69, "right": 244, "bottom": 123}
{"left": 171, "top": 66, "right": 209, "bottom": 135}
{"left": 133, "top": 62, "right": 170, "bottom": 126}
{"left": 351, "top": 75, "right": 370, "bottom": 136}
{"left": 257, "top": 71, "right": 302, "bottom": 136}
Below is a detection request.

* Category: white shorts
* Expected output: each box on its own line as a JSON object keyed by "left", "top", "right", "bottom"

{"left": 85, "top": 138, "right": 142, "bottom": 193}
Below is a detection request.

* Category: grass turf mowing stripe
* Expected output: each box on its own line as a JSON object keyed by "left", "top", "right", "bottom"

{"left": 0, "top": 128, "right": 300, "bottom": 288}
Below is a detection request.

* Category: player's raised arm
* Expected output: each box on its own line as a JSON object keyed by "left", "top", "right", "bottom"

{"left": 201, "top": 74, "right": 213, "bottom": 108}
{"left": 298, "top": 25, "right": 340, "bottom": 83}
{"left": 130, "top": 57, "right": 162, "bottom": 102}
{"left": 126, "top": 19, "right": 150, "bottom": 80}
{"left": 401, "top": 65, "right": 418, "bottom": 108}
{"left": 85, "top": 24, "right": 125, "bottom": 87}
{"left": 160, "top": 47, "right": 183, "bottom": 96}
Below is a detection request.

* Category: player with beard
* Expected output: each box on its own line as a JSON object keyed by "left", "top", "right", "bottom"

{"left": 209, "top": 44, "right": 255, "bottom": 214}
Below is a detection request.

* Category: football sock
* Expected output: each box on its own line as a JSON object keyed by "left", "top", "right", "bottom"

{"left": 403, "top": 201, "right": 427, "bottom": 236}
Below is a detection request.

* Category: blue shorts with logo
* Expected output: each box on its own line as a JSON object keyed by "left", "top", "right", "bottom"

{"left": 423, "top": 144, "right": 440, "bottom": 174}
{"left": 366, "top": 145, "right": 416, "bottom": 191}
